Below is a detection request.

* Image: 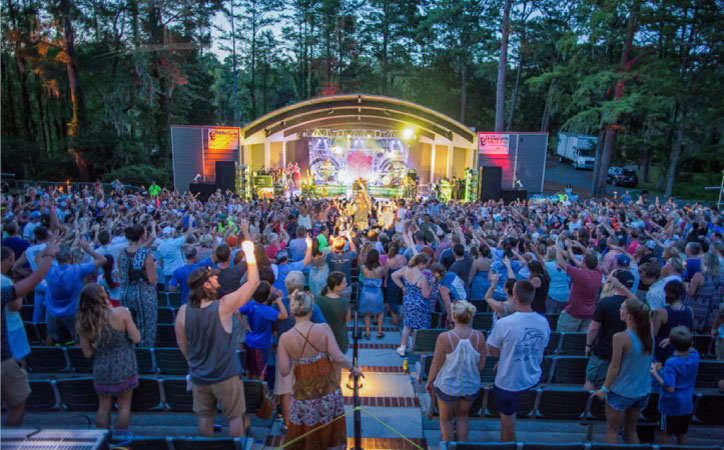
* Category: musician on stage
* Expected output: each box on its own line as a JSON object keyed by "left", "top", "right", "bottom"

{"left": 322, "top": 158, "right": 333, "bottom": 185}
{"left": 352, "top": 178, "right": 371, "bottom": 231}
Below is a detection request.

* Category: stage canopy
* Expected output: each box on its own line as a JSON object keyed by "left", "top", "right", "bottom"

{"left": 171, "top": 94, "right": 479, "bottom": 193}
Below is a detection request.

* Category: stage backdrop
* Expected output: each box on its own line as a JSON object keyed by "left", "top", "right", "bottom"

{"left": 171, "top": 126, "right": 241, "bottom": 192}
{"left": 477, "top": 132, "right": 548, "bottom": 193}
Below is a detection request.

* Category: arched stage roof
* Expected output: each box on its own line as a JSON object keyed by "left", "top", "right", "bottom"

{"left": 241, "top": 94, "right": 476, "bottom": 147}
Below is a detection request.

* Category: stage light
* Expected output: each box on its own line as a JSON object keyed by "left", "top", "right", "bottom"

{"left": 332, "top": 146, "right": 343, "bottom": 154}
{"left": 402, "top": 127, "right": 414, "bottom": 140}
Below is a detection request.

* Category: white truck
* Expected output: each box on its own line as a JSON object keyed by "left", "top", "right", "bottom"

{"left": 556, "top": 132, "right": 597, "bottom": 170}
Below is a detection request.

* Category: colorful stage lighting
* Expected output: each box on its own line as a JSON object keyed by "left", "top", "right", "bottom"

{"left": 402, "top": 127, "right": 414, "bottom": 140}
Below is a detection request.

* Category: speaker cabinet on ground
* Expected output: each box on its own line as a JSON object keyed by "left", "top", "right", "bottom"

{"left": 500, "top": 189, "right": 527, "bottom": 203}
{"left": 215, "top": 161, "right": 237, "bottom": 193}
{"left": 480, "top": 166, "right": 502, "bottom": 201}
{"left": 189, "top": 183, "right": 215, "bottom": 201}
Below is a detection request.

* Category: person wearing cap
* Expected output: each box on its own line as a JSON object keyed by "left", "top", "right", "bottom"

{"left": 174, "top": 240, "right": 259, "bottom": 437}
{"left": 272, "top": 236, "right": 313, "bottom": 297}
{"left": 584, "top": 270, "right": 636, "bottom": 390}
{"left": 325, "top": 230, "right": 357, "bottom": 290}
{"left": 22, "top": 211, "right": 42, "bottom": 240}
{"left": 157, "top": 220, "right": 194, "bottom": 288}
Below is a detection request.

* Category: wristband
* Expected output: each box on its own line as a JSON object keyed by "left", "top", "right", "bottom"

{"left": 601, "top": 386, "right": 610, "bottom": 394}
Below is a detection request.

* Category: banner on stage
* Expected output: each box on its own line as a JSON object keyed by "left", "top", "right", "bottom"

{"left": 478, "top": 133, "right": 510, "bottom": 155}
{"left": 208, "top": 128, "right": 239, "bottom": 150}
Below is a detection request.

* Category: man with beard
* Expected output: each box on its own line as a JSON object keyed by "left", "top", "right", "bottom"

{"left": 174, "top": 239, "right": 259, "bottom": 437}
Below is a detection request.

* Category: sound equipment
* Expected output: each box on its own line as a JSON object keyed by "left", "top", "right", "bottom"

{"left": 464, "top": 168, "right": 479, "bottom": 204}
{"left": 2, "top": 429, "right": 111, "bottom": 449}
{"left": 189, "top": 182, "right": 216, "bottom": 201}
{"left": 501, "top": 189, "right": 527, "bottom": 203}
{"left": 480, "top": 166, "right": 502, "bottom": 201}
{"left": 253, "top": 174, "right": 273, "bottom": 188}
{"left": 215, "top": 161, "right": 237, "bottom": 193}
{"left": 238, "top": 164, "right": 251, "bottom": 199}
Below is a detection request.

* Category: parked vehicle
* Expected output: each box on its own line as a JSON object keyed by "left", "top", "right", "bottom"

{"left": 607, "top": 166, "right": 639, "bottom": 187}
{"left": 556, "top": 132, "right": 597, "bottom": 170}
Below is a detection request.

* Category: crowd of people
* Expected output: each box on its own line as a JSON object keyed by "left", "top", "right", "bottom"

{"left": 2, "top": 181, "right": 724, "bottom": 447}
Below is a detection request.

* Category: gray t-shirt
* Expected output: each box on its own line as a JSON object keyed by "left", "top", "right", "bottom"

{"left": 326, "top": 250, "right": 356, "bottom": 282}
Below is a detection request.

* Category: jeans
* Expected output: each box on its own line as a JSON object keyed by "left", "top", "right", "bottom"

{"left": 32, "top": 283, "right": 47, "bottom": 322}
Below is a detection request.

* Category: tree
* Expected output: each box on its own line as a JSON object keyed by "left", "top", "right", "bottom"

{"left": 494, "top": 0, "right": 513, "bottom": 131}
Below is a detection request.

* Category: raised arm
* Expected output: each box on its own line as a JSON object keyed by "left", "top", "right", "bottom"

{"left": 219, "top": 241, "right": 260, "bottom": 316}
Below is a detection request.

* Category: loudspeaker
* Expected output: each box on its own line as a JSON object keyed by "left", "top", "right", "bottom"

{"left": 215, "top": 161, "right": 237, "bottom": 192}
{"left": 500, "top": 189, "right": 527, "bottom": 203}
{"left": 189, "top": 182, "right": 215, "bottom": 201}
{"left": 480, "top": 166, "right": 502, "bottom": 201}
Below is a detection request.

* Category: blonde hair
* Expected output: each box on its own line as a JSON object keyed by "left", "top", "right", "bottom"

{"left": 702, "top": 251, "right": 722, "bottom": 276}
{"left": 76, "top": 283, "right": 110, "bottom": 343}
{"left": 290, "top": 290, "right": 314, "bottom": 317}
{"left": 451, "top": 300, "right": 476, "bottom": 325}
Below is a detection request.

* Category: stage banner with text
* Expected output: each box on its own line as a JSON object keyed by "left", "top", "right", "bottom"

{"left": 478, "top": 133, "right": 510, "bottom": 155}
{"left": 207, "top": 128, "right": 239, "bottom": 150}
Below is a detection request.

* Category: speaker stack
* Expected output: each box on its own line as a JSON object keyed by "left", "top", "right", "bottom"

{"left": 215, "top": 161, "right": 237, "bottom": 193}
{"left": 480, "top": 166, "right": 502, "bottom": 201}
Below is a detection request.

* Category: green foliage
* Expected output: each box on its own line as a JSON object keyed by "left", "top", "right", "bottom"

{"left": 102, "top": 165, "right": 172, "bottom": 188}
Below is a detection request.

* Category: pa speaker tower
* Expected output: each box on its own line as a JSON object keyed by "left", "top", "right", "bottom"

{"left": 215, "top": 161, "right": 237, "bottom": 193}
{"left": 480, "top": 166, "right": 502, "bottom": 201}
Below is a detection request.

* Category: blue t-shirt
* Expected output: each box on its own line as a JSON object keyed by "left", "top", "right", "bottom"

{"left": 240, "top": 301, "right": 280, "bottom": 349}
{"left": 169, "top": 257, "right": 213, "bottom": 304}
{"left": 2, "top": 285, "right": 16, "bottom": 361}
{"left": 684, "top": 258, "right": 701, "bottom": 281}
{"left": 273, "top": 260, "right": 308, "bottom": 297}
{"left": 2, "top": 236, "right": 29, "bottom": 259}
{"left": 276, "top": 297, "right": 326, "bottom": 337}
{"left": 45, "top": 262, "right": 96, "bottom": 317}
{"left": 441, "top": 272, "right": 467, "bottom": 301}
{"left": 658, "top": 349, "right": 699, "bottom": 416}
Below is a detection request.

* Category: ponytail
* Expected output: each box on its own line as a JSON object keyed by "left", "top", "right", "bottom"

{"left": 625, "top": 297, "right": 653, "bottom": 354}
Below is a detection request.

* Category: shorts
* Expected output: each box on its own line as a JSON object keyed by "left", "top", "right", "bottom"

{"left": 546, "top": 296, "right": 567, "bottom": 315}
{"left": 556, "top": 309, "right": 591, "bottom": 332}
{"left": 47, "top": 314, "right": 78, "bottom": 343}
{"left": 660, "top": 413, "right": 692, "bottom": 435}
{"left": 493, "top": 386, "right": 528, "bottom": 416}
{"left": 244, "top": 344, "right": 269, "bottom": 377}
{"left": 585, "top": 354, "right": 610, "bottom": 388}
{"left": 274, "top": 363, "right": 293, "bottom": 396}
{"left": 435, "top": 387, "right": 478, "bottom": 403}
{"left": 191, "top": 375, "right": 246, "bottom": 419}
{"left": 606, "top": 391, "right": 649, "bottom": 412}
{"left": 1, "top": 358, "right": 31, "bottom": 408}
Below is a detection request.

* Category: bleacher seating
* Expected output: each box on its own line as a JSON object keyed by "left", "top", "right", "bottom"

{"left": 441, "top": 443, "right": 724, "bottom": 450}
{"left": 694, "top": 360, "right": 724, "bottom": 388}
{"left": 66, "top": 347, "right": 93, "bottom": 373}
{"left": 57, "top": 378, "right": 99, "bottom": 411}
{"left": 473, "top": 313, "right": 493, "bottom": 331}
{"left": 26, "top": 380, "right": 59, "bottom": 412}
{"left": 130, "top": 377, "right": 164, "bottom": 412}
{"left": 27, "top": 346, "right": 69, "bottom": 373}
{"left": 536, "top": 387, "right": 590, "bottom": 420}
{"left": 172, "top": 437, "right": 249, "bottom": 450}
{"left": 157, "top": 306, "right": 175, "bottom": 324}
{"left": 135, "top": 347, "right": 155, "bottom": 374}
{"left": 560, "top": 333, "right": 587, "bottom": 355}
{"left": 551, "top": 356, "right": 588, "bottom": 385}
{"left": 156, "top": 324, "right": 178, "bottom": 347}
{"left": 485, "top": 386, "right": 536, "bottom": 418}
{"left": 411, "top": 328, "right": 447, "bottom": 354}
{"left": 155, "top": 347, "right": 190, "bottom": 375}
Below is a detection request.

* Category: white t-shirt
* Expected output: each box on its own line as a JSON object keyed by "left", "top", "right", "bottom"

{"left": 394, "top": 208, "right": 406, "bottom": 233}
{"left": 487, "top": 311, "right": 551, "bottom": 391}
{"left": 646, "top": 275, "right": 682, "bottom": 311}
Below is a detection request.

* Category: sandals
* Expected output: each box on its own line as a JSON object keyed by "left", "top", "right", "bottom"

{"left": 376, "top": 333, "right": 385, "bottom": 339}
{"left": 365, "top": 333, "right": 371, "bottom": 340}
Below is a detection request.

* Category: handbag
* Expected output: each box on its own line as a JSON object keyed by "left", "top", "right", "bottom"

{"left": 256, "top": 395, "right": 276, "bottom": 420}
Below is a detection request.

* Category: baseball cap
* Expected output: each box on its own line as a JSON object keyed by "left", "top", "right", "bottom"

{"left": 162, "top": 226, "right": 174, "bottom": 236}
{"left": 645, "top": 240, "right": 657, "bottom": 250}
{"left": 187, "top": 266, "right": 220, "bottom": 289}
{"left": 30, "top": 211, "right": 42, "bottom": 219}
{"left": 275, "top": 250, "right": 289, "bottom": 263}
{"left": 616, "top": 254, "right": 631, "bottom": 267}
{"left": 612, "top": 270, "right": 635, "bottom": 289}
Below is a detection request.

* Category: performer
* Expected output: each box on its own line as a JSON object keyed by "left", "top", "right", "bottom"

{"left": 322, "top": 158, "right": 333, "bottom": 185}
{"left": 293, "top": 163, "right": 301, "bottom": 188}
{"left": 352, "top": 178, "right": 371, "bottom": 231}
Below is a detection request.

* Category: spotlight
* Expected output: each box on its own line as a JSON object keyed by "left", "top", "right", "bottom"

{"left": 402, "top": 127, "right": 414, "bottom": 140}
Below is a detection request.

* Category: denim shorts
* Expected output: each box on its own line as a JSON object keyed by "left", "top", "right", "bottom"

{"left": 606, "top": 391, "right": 649, "bottom": 412}
{"left": 435, "top": 387, "right": 478, "bottom": 403}
{"left": 493, "top": 386, "right": 527, "bottom": 416}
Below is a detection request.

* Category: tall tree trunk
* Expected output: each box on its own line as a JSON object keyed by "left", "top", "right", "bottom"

{"left": 250, "top": 6, "right": 258, "bottom": 118}
{"left": 592, "top": 0, "right": 640, "bottom": 196}
{"left": 590, "top": 128, "right": 606, "bottom": 194}
{"left": 460, "top": 61, "right": 467, "bottom": 123}
{"left": 34, "top": 85, "right": 48, "bottom": 154}
{"left": 539, "top": 79, "right": 556, "bottom": 132}
{"left": 641, "top": 145, "right": 652, "bottom": 183}
{"left": 2, "top": 51, "right": 19, "bottom": 138}
{"left": 60, "top": 0, "right": 89, "bottom": 179}
{"left": 665, "top": 104, "right": 687, "bottom": 197}
{"left": 494, "top": 0, "right": 513, "bottom": 132}
{"left": 231, "top": 2, "right": 239, "bottom": 125}
{"left": 506, "top": 43, "right": 524, "bottom": 131}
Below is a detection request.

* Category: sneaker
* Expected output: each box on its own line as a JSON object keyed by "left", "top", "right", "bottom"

{"left": 396, "top": 346, "right": 406, "bottom": 357}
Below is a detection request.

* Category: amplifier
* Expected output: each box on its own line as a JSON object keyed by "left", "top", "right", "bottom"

{"left": 253, "top": 174, "right": 273, "bottom": 188}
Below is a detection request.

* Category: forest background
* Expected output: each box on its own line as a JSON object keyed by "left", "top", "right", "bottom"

{"left": 2, "top": 0, "right": 723, "bottom": 199}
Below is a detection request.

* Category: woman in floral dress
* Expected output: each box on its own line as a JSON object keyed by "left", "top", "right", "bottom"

{"left": 76, "top": 283, "right": 141, "bottom": 429}
{"left": 278, "top": 291, "right": 364, "bottom": 450}
{"left": 391, "top": 252, "right": 432, "bottom": 357}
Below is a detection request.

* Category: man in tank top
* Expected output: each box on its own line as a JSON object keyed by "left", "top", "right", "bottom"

{"left": 174, "top": 238, "right": 259, "bottom": 437}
